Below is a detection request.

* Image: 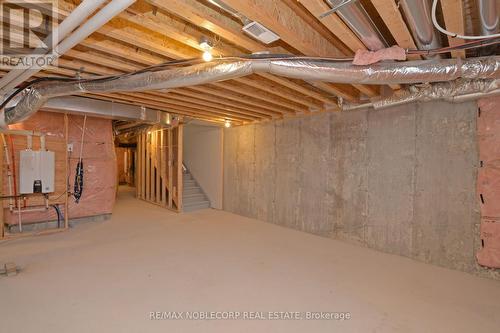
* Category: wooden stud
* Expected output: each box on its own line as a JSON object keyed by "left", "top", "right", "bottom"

{"left": 161, "top": 129, "right": 167, "bottom": 207}
{"left": 177, "top": 125, "right": 183, "bottom": 212}
{"left": 137, "top": 133, "right": 141, "bottom": 199}
{"left": 0, "top": 133, "right": 4, "bottom": 239}
{"left": 64, "top": 114, "right": 69, "bottom": 229}
{"left": 146, "top": 131, "right": 151, "bottom": 202}
{"left": 168, "top": 129, "right": 173, "bottom": 209}
{"left": 371, "top": 0, "right": 420, "bottom": 60}
{"left": 439, "top": 0, "right": 466, "bottom": 58}
{"left": 156, "top": 130, "right": 161, "bottom": 204}
{"left": 142, "top": 132, "right": 147, "bottom": 200}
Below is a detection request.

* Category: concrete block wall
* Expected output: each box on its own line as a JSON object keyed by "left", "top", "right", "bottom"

{"left": 223, "top": 101, "right": 500, "bottom": 279}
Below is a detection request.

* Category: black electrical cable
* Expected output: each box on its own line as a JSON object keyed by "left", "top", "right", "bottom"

{"left": 51, "top": 204, "right": 63, "bottom": 228}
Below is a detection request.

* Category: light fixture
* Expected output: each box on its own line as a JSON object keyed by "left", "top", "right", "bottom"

{"left": 224, "top": 120, "right": 231, "bottom": 128}
{"left": 199, "top": 36, "right": 213, "bottom": 62}
{"left": 202, "top": 50, "right": 213, "bottom": 62}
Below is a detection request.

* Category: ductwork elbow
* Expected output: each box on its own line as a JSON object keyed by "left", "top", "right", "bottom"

{"left": 478, "top": 0, "right": 499, "bottom": 36}
{"left": 399, "top": 0, "right": 442, "bottom": 58}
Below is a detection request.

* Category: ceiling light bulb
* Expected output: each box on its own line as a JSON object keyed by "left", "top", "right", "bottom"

{"left": 202, "top": 50, "right": 213, "bottom": 62}
{"left": 224, "top": 120, "right": 231, "bottom": 128}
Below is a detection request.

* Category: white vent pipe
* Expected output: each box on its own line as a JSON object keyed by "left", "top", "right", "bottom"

{"left": 0, "top": 0, "right": 108, "bottom": 94}
{"left": 0, "top": 0, "right": 136, "bottom": 96}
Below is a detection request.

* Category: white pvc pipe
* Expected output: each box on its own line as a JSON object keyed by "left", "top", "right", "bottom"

{"left": 51, "top": 0, "right": 136, "bottom": 60}
{"left": 0, "top": 0, "right": 108, "bottom": 93}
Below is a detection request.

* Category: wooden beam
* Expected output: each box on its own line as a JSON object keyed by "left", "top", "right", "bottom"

{"left": 222, "top": 0, "right": 344, "bottom": 57}
{"left": 170, "top": 89, "right": 282, "bottom": 118}
{"left": 189, "top": 85, "right": 291, "bottom": 116}
{"left": 86, "top": 92, "right": 236, "bottom": 124}
{"left": 146, "top": 0, "right": 265, "bottom": 52}
{"left": 439, "top": 0, "right": 466, "bottom": 58}
{"left": 92, "top": 92, "right": 250, "bottom": 123}
{"left": 157, "top": 93, "right": 273, "bottom": 120}
{"left": 310, "top": 82, "right": 360, "bottom": 101}
{"left": 353, "top": 84, "right": 380, "bottom": 98}
{"left": 118, "top": 93, "right": 258, "bottom": 122}
{"left": 257, "top": 73, "right": 341, "bottom": 105}
{"left": 371, "top": 0, "right": 420, "bottom": 60}
{"left": 124, "top": 2, "right": 242, "bottom": 56}
{"left": 234, "top": 77, "right": 320, "bottom": 109}
{"left": 212, "top": 82, "right": 305, "bottom": 113}
{"left": 297, "top": 0, "right": 366, "bottom": 53}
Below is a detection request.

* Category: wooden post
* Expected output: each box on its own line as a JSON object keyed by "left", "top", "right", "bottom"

{"left": 146, "top": 130, "right": 151, "bottom": 201}
{"left": 64, "top": 114, "right": 69, "bottom": 229}
{"left": 161, "top": 129, "right": 167, "bottom": 206}
{"left": 156, "top": 130, "right": 161, "bottom": 204}
{"left": 168, "top": 128, "right": 173, "bottom": 209}
{"left": 177, "top": 124, "right": 183, "bottom": 212}
{"left": 142, "top": 132, "right": 146, "bottom": 200}
{"left": 0, "top": 134, "right": 4, "bottom": 239}
{"left": 136, "top": 133, "right": 141, "bottom": 198}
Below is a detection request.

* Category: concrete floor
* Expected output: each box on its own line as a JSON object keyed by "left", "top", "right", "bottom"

{"left": 1, "top": 187, "right": 500, "bottom": 332}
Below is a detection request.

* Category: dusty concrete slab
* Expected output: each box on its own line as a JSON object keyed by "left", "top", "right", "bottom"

{"left": 1, "top": 187, "right": 500, "bottom": 332}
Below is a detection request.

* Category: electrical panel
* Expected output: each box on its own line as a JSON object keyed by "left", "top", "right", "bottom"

{"left": 19, "top": 150, "right": 55, "bottom": 194}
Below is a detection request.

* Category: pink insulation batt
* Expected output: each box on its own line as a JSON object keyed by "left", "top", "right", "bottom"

{"left": 2, "top": 111, "right": 117, "bottom": 225}
{"left": 476, "top": 97, "right": 500, "bottom": 268}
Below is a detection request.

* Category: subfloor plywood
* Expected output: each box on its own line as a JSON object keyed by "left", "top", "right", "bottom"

{"left": 1, "top": 187, "right": 500, "bottom": 332}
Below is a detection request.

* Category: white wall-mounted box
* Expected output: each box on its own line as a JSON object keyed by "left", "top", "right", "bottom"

{"left": 19, "top": 150, "right": 55, "bottom": 194}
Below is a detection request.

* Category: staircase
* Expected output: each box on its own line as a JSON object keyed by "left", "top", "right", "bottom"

{"left": 183, "top": 169, "right": 211, "bottom": 212}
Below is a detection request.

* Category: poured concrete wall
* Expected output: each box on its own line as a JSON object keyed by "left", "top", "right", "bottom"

{"left": 224, "top": 101, "right": 499, "bottom": 278}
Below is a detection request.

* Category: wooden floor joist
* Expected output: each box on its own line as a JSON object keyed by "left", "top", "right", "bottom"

{"left": 2, "top": 0, "right": 473, "bottom": 124}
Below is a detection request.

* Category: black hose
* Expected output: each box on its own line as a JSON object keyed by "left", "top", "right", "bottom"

{"left": 51, "top": 204, "right": 63, "bottom": 228}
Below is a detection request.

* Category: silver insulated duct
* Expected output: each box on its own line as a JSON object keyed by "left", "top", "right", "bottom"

{"left": 478, "top": 0, "right": 499, "bottom": 36}
{"left": 326, "top": 0, "right": 387, "bottom": 50}
{"left": 399, "top": 0, "right": 442, "bottom": 56}
{"left": 3, "top": 56, "right": 500, "bottom": 126}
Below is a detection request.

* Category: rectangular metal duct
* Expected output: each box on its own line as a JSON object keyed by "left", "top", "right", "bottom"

{"left": 41, "top": 96, "right": 172, "bottom": 125}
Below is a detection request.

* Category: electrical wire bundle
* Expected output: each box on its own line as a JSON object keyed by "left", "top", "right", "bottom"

{"left": 73, "top": 115, "right": 86, "bottom": 204}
